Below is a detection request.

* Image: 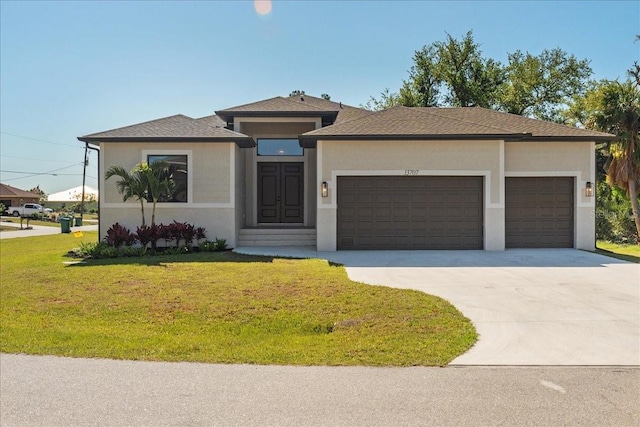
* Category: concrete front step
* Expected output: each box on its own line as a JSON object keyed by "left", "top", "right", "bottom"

{"left": 238, "top": 228, "right": 317, "bottom": 247}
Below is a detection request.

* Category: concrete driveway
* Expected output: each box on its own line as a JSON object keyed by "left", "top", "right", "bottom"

{"left": 238, "top": 247, "right": 640, "bottom": 366}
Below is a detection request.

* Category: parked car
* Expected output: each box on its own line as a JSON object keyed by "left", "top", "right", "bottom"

{"left": 6, "top": 203, "right": 44, "bottom": 217}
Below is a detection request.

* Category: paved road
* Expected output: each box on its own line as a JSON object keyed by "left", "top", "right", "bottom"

{"left": 0, "top": 220, "right": 98, "bottom": 239}
{"left": 1, "top": 354, "right": 639, "bottom": 427}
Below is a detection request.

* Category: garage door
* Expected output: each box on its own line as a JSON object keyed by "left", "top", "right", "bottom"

{"left": 337, "top": 176, "right": 483, "bottom": 250}
{"left": 505, "top": 177, "right": 574, "bottom": 248}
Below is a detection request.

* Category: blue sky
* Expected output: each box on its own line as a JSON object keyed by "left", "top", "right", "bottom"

{"left": 1, "top": 0, "right": 638, "bottom": 194}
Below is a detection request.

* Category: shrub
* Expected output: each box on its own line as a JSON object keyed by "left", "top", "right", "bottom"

{"left": 200, "top": 240, "right": 217, "bottom": 252}
{"left": 200, "top": 238, "right": 228, "bottom": 252}
{"left": 135, "top": 225, "right": 155, "bottom": 253}
{"left": 158, "top": 223, "right": 175, "bottom": 248}
{"left": 214, "top": 237, "right": 228, "bottom": 251}
{"left": 105, "top": 223, "right": 136, "bottom": 248}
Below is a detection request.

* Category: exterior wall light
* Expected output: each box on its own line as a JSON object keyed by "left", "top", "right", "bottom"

{"left": 585, "top": 181, "right": 594, "bottom": 197}
{"left": 321, "top": 181, "right": 328, "bottom": 197}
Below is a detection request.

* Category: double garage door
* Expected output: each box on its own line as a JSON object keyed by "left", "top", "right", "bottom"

{"left": 337, "top": 176, "right": 574, "bottom": 250}
{"left": 337, "top": 176, "right": 484, "bottom": 250}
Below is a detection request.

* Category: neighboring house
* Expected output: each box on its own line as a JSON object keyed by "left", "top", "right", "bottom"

{"left": 47, "top": 185, "right": 99, "bottom": 202}
{"left": 0, "top": 183, "right": 40, "bottom": 209}
{"left": 79, "top": 94, "right": 614, "bottom": 251}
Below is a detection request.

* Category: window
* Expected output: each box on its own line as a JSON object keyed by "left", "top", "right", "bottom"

{"left": 147, "top": 154, "right": 188, "bottom": 202}
{"left": 257, "top": 139, "right": 303, "bottom": 156}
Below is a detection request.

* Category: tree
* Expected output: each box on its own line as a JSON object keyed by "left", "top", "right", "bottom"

{"left": 105, "top": 165, "right": 149, "bottom": 226}
{"left": 320, "top": 93, "right": 331, "bottom": 100}
{"left": 368, "top": 31, "right": 504, "bottom": 110}
{"left": 499, "top": 48, "right": 592, "bottom": 122}
{"left": 136, "top": 161, "right": 176, "bottom": 226}
{"left": 398, "top": 44, "right": 441, "bottom": 107}
{"left": 434, "top": 31, "right": 504, "bottom": 108}
{"left": 576, "top": 79, "right": 640, "bottom": 241}
{"left": 366, "top": 31, "right": 592, "bottom": 120}
{"left": 289, "top": 90, "right": 305, "bottom": 97}
{"left": 592, "top": 80, "right": 640, "bottom": 240}
{"left": 362, "top": 88, "right": 402, "bottom": 111}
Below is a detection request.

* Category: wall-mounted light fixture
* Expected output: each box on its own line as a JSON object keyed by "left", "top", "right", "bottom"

{"left": 321, "top": 181, "right": 328, "bottom": 197}
{"left": 585, "top": 181, "right": 594, "bottom": 197}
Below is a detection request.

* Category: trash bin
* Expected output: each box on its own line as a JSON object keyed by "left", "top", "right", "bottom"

{"left": 60, "top": 217, "right": 71, "bottom": 233}
{"left": 75, "top": 217, "right": 83, "bottom": 227}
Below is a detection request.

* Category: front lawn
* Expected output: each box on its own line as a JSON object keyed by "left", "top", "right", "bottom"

{"left": 0, "top": 232, "right": 476, "bottom": 366}
{"left": 596, "top": 241, "right": 640, "bottom": 263}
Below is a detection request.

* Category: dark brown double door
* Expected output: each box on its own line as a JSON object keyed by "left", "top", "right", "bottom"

{"left": 258, "top": 162, "right": 304, "bottom": 223}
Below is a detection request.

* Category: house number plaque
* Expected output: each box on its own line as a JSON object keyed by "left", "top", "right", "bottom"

{"left": 404, "top": 170, "right": 419, "bottom": 176}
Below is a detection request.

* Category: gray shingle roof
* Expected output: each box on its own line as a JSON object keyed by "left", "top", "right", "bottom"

{"left": 78, "top": 114, "right": 255, "bottom": 147}
{"left": 300, "top": 106, "right": 615, "bottom": 141}
{"left": 216, "top": 95, "right": 372, "bottom": 124}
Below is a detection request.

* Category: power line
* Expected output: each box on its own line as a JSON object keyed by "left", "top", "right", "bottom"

{"left": 0, "top": 131, "right": 83, "bottom": 148}
{"left": 0, "top": 163, "right": 83, "bottom": 181}
{"left": 0, "top": 154, "right": 82, "bottom": 164}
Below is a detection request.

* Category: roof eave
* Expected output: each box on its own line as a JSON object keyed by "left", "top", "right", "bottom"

{"left": 300, "top": 133, "right": 616, "bottom": 146}
{"left": 299, "top": 133, "right": 532, "bottom": 145}
{"left": 215, "top": 110, "right": 339, "bottom": 122}
{"left": 77, "top": 136, "right": 256, "bottom": 148}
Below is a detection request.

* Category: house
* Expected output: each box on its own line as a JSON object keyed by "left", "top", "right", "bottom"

{"left": 47, "top": 185, "right": 99, "bottom": 202}
{"left": 0, "top": 183, "right": 40, "bottom": 209}
{"left": 78, "top": 94, "right": 614, "bottom": 251}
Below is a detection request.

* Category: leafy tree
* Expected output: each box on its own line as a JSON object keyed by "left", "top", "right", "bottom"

{"left": 363, "top": 88, "right": 402, "bottom": 111}
{"left": 398, "top": 44, "right": 441, "bottom": 107}
{"left": 105, "top": 165, "right": 149, "bottom": 226}
{"left": 320, "top": 93, "right": 331, "bottom": 100}
{"left": 367, "top": 31, "right": 592, "bottom": 120}
{"left": 499, "top": 48, "right": 592, "bottom": 122}
{"left": 434, "top": 31, "right": 505, "bottom": 107}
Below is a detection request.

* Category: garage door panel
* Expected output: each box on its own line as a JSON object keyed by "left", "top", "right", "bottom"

{"left": 506, "top": 177, "right": 573, "bottom": 248}
{"left": 338, "top": 176, "right": 483, "bottom": 250}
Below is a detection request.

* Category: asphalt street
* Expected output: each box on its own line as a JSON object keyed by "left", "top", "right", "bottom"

{"left": 1, "top": 354, "right": 638, "bottom": 426}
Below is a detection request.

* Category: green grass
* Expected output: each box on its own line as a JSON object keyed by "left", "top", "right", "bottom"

{"left": 596, "top": 240, "right": 640, "bottom": 263}
{"left": 0, "top": 232, "right": 476, "bottom": 366}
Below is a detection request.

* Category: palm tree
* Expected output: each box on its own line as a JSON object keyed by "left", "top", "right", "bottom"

{"left": 104, "top": 165, "right": 149, "bottom": 227}
{"left": 588, "top": 80, "right": 640, "bottom": 241}
{"left": 136, "top": 161, "right": 176, "bottom": 226}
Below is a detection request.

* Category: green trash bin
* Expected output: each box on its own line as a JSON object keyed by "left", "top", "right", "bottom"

{"left": 60, "top": 217, "right": 71, "bottom": 233}
{"left": 75, "top": 217, "right": 83, "bottom": 227}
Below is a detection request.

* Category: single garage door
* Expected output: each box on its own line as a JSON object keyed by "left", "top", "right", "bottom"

{"left": 337, "top": 176, "right": 483, "bottom": 250}
{"left": 505, "top": 177, "right": 574, "bottom": 248}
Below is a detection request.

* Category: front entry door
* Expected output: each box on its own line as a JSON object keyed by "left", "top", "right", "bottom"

{"left": 258, "top": 162, "right": 304, "bottom": 223}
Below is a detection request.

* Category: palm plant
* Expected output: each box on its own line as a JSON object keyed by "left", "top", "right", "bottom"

{"left": 588, "top": 80, "right": 640, "bottom": 241}
{"left": 135, "top": 161, "right": 176, "bottom": 226}
{"left": 104, "top": 165, "right": 149, "bottom": 226}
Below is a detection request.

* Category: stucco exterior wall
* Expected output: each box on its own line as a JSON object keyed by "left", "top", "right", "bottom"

{"left": 100, "top": 141, "right": 238, "bottom": 246}
{"left": 317, "top": 139, "right": 503, "bottom": 251}
{"left": 505, "top": 140, "right": 596, "bottom": 250}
